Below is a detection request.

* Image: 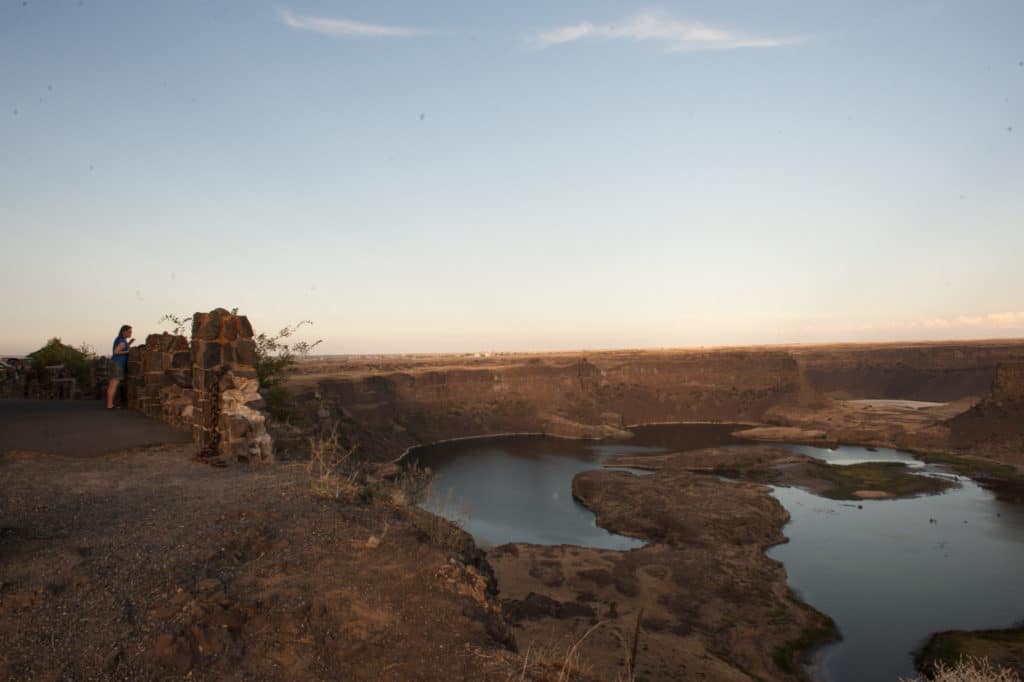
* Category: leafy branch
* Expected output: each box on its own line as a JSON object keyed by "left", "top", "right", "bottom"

{"left": 255, "top": 320, "right": 322, "bottom": 389}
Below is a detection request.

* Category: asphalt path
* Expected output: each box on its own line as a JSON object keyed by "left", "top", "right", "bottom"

{"left": 0, "top": 399, "right": 192, "bottom": 457}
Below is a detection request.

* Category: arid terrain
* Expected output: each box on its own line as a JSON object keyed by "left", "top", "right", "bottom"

{"left": 0, "top": 440, "right": 522, "bottom": 681}
{"left": 3, "top": 339, "right": 1024, "bottom": 680}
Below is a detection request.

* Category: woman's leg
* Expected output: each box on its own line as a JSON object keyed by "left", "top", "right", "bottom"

{"left": 106, "top": 378, "right": 120, "bottom": 408}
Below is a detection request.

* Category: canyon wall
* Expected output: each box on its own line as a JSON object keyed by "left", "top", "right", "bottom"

{"left": 992, "top": 362, "right": 1024, "bottom": 404}
{"left": 299, "top": 340, "right": 1024, "bottom": 462}
{"left": 792, "top": 342, "right": 1024, "bottom": 401}
{"left": 308, "top": 349, "right": 806, "bottom": 461}
{"left": 946, "top": 362, "right": 1024, "bottom": 462}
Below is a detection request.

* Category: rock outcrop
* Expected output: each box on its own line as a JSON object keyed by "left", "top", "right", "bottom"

{"left": 946, "top": 362, "right": 1024, "bottom": 464}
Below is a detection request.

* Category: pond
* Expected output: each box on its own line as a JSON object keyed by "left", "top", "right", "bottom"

{"left": 409, "top": 428, "right": 1024, "bottom": 681}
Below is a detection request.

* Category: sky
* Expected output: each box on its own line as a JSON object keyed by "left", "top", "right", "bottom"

{"left": 1, "top": 1, "right": 1022, "bottom": 355}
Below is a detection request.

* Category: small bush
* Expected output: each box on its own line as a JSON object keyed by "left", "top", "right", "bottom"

{"left": 254, "top": 321, "right": 321, "bottom": 389}
{"left": 263, "top": 385, "right": 293, "bottom": 423}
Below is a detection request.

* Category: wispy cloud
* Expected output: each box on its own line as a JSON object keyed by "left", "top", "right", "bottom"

{"left": 533, "top": 12, "right": 803, "bottom": 51}
{"left": 827, "top": 311, "right": 1024, "bottom": 338}
{"left": 911, "top": 311, "right": 1024, "bottom": 330}
{"left": 279, "top": 9, "right": 426, "bottom": 38}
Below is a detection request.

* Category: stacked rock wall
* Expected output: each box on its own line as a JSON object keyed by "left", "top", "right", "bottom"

{"left": 190, "top": 309, "right": 272, "bottom": 464}
{"left": 137, "top": 333, "right": 193, "bottom": 427}
{"left": 124, "top": 308, "right": 273, "bottom": 464}
{"left": 124, "top": 347, "right": 143, "bottom": 407}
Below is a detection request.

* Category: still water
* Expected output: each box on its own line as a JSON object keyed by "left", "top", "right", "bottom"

{"left": 768, "top": 444, "right": 1024, "bottom": 681}
{"left": 410, "top": 429, "right": 1024, "bottom": 681}
{"left": 408, "top": 435, "right": 660, "bottom": 549}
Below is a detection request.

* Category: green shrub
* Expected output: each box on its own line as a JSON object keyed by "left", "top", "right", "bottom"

{"left": 29, "top": 338, "right": 94, "bottom": 389}
{"left": 263, "top": 385, "right": 293, "bottom": 422}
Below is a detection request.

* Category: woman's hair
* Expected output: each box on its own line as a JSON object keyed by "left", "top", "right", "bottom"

{"left": 118, "top": 324, "right": 132, "bottom": 337}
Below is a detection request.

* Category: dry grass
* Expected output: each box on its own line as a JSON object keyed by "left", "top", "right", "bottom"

{"left": 409, "top": 484, "right": 472, "bottom": 553}
{"left": 902, "top": 655, "right": 1021, "bottom": 682}
{"left": 306, "top": 425, "right": 363, "bottom": 502}
{"left": 467, "top": 616, "right": 642, "bottom": 682}
{"left": 500, "top": 622, "right": 602, "bottom": 681}
{"left": 555, "top": 621, "right": 603, "bottom": 682}
{"left": 613, "top": 608, "right": 643, "bottom": 682}
{"left": 389, "top": 460, "right": 432, "bottom": 506}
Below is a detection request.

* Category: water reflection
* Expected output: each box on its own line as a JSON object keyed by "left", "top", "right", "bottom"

{"left": 769, "top": 462, "right": 1024, "bottom": 681}
{"left": 410, "top": 435, "right": 662, "bottom": 549}
{"left": 781, "top": 443, "right": 926, "bottom": 467}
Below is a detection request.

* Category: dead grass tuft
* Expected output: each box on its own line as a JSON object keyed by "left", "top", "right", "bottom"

{"left": 306, "top": 425, "right": 363, "bottom": 502}
{"left": 902, "top": 655, "right": 1021, "bottom": 682}
{"left": 467, "top": 618, "right": 642, "bottom": 682}
{"left": 390, "top": 460, "right": 432, "bottom": 506}
{"left": 409, "top": 484, "right": 472, "bottom": 553}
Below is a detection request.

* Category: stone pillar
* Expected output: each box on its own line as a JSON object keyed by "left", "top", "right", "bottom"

{"left": 191, "top": 308, "right": 272, "bottom": 464}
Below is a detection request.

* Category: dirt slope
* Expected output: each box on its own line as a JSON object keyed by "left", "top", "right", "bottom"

{"left": 0, "top": 447, "right": 514, "bottom": 681}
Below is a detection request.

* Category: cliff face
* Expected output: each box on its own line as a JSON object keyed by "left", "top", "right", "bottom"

{"left": 992, "top": 362, "right": 1024, "bottom": 403}
{"left": 293, "top": 341, "right": 1024, "bottom": 462}
{"left": 309, "top": 350, "right": 804, "bottom": 460}
{"left": 794, "top": 342, "right": 1024, "bottom": 401}
{"left": 943, "top": 362, "right": 1024, "bottom": 467}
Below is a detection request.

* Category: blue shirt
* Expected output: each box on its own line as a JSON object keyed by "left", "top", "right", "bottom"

{"left": 112, "top": 336, "right": 130, "bottom": 367}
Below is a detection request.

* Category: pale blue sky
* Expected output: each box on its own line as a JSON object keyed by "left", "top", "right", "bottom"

{"left": 2, "top": 1, "right": 1021, "bottom": 354}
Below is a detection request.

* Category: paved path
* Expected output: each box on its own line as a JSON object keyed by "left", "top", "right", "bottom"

{"left": 0, "top": 399, "right": 192, "bottom": 457}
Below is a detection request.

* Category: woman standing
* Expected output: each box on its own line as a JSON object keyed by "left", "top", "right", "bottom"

{"left": 106, "top": 324, "right": 133, "bottom": 409}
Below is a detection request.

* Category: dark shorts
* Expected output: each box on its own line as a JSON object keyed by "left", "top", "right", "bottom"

{"left": 109, "top": 361, "right": 125, "bottom": 381}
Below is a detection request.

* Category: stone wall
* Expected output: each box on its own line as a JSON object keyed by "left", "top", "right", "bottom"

{"left": 134, "top": 333, "right": 193, "bottom": 427}
{"left": 124, "top": 308, "right": 273, "bottom": 465}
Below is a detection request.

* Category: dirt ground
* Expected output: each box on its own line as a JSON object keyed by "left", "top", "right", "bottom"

{"left": 0, "top": 442, "right": 518, "bottom": 681}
